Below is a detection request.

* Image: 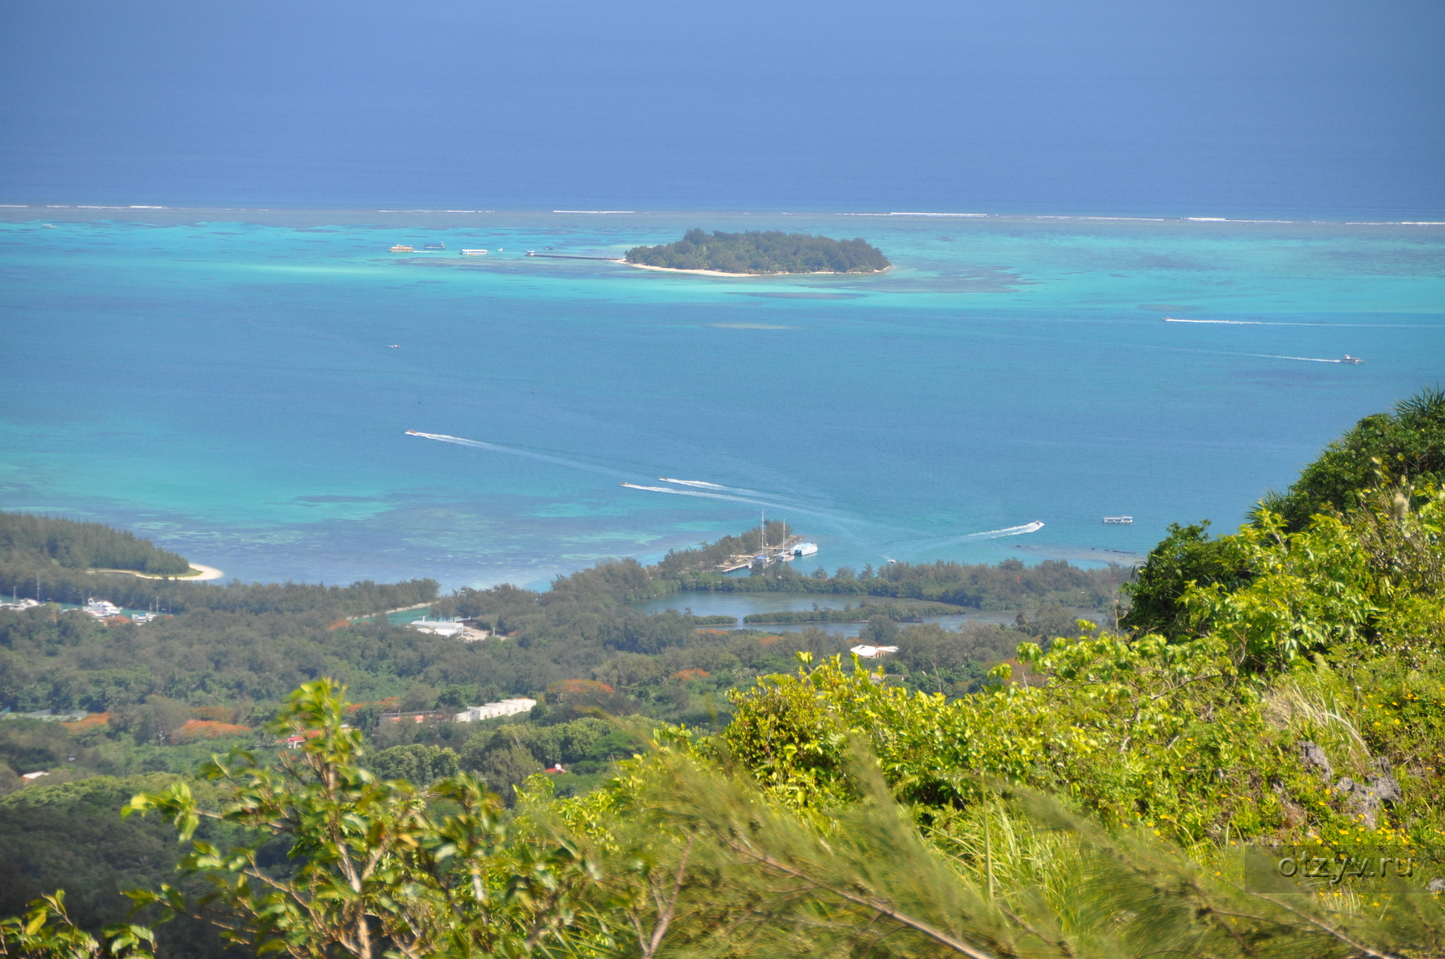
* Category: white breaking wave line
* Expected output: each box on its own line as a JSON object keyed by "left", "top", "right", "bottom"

{"left": 406, "top": 430, "right": 629, "bottom": 478}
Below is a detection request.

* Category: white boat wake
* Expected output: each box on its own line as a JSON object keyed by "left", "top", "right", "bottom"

{"left": 1165, "top": 316, "right": 1437, "bottom": 330}
{"left": 1165, "top": 317, "right": 1261, "bottom": 325}
{"left": 1240, "top": 352, "right": 1361, "bottom": 364}
{"left": 658, "top": 477, "right": 757, "bottom": 493}
{"left": 405, "top": 430, "right": 628, "bottom": 478}
{"left": 964, "top": 521, "right": 1045, "bottom": 539}
{"left": 409, "top": 431, "right": 887, "bottom": 529}
{"left": 621, "top": 482, "right": 787, "bottom": 509}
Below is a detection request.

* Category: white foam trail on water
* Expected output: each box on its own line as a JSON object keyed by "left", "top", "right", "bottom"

{"left": 1165, "top": 317, "right": 1262, "bottom": 325}
{"left": 407, "top": 431, "right": 629, "bottom": 478}
{"left": 1165, "top": 316, "right": 1440, "bottom": 330}
{"left": 622, "top": 483, "right": 868, "bottom": 529}
{"left": 964, "top": 521, "right": 1045, "bottom": 539}
{"left": 624, "top": 482, "right": 783, "bottom": 508}
{"left": 658, "top": 477, "right": 759, "bottom": 494}
{"left": 622, "top": 483, "right": 788, "bottom": 509}
{"left": 410, "top": 433, "right": 890, "bottom": 534}
{"left": 1240, "top": 353, "right": 1355, "bottom": 364}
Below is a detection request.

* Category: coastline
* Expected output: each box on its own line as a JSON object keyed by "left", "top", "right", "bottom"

{"left": 622, "top": 261, "right": 893, "bottom": 278}
{"left": 89, "top": 563, "right": 225, "bottom": 582}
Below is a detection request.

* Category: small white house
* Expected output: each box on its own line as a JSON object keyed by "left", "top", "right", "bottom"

{"left": 455, "top": 698, "right": 537, "bottom": 723}
{"left": 849, "top": 644, "right": 899, "bottom": 659}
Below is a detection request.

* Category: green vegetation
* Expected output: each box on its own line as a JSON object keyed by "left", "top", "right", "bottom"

{"left": 742, "top": 601, "right": 967, "bottom": 624}
{"left": 6, "top": 388, "right": 1445, "bottom": 957}
{"left": 0, "top": 514, "right": 189, "bottom": 577}
{"left": 624, "top": 229, "right": 890, "bottom": 274}
{"left": 1256, "top": 386, "right": 1445, "bottom": 531}
{"left": 675, "top": 556, "right": 1130, "bottom": 610}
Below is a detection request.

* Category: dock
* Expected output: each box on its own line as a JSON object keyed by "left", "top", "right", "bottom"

{"left": 715, "top": 535, "right": 809, "bottom": 572}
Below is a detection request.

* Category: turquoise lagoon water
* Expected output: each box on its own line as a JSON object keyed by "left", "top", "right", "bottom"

{"left": 1, "top": 209, "right": 1441, "bottom": 590}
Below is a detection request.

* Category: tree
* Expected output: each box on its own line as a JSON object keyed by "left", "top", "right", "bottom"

{"left": 1119, "top": 522, "right": 1252, "bottom": 637}
{"left": 118, "top": 696, "right": 192, "bottom": 747}
{"left": 1257, "top": 386, "right": 1445, "bottom": 531}
{"left": 364, "top": 744, "right": 458, "bottom": 784}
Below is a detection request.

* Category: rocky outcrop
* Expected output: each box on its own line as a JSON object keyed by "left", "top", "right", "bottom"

{"left": 1299, "top": 740, "right": 1334, "bottom": 781}
{"left": 1297, "top": 742, "right": 1401, "bottom": 829}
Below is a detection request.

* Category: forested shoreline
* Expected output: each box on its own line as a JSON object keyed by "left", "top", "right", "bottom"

{"left": 0, "top": 514, "right": 190, "bottom": 577}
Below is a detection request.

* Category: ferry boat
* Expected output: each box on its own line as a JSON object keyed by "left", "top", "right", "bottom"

{"left": 461, "top": 249, "right": 488, "bottom": 256}
{"left": 1340, "top": 355, "right": 1364, "bottom": 364}
{"left": 1102, "top": 516, "right": 1133, "bottom": 524}
{"left": 792, "top": 542, "right": 819, "bottom": 557}
{"left": 389, "top": 244, "right": 414, "bottom": 253}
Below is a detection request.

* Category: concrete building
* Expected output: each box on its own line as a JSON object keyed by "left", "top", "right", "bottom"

{"left": 455, "top": 698, "right": 537, "bottom": 723}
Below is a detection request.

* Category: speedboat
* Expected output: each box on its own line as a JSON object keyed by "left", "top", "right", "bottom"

{"left": 1340, "top": 355, "right": 1364, "bottom": 364}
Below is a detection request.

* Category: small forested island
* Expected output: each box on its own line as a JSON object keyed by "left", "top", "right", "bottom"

{"left": 624, "top": 228, "right": 891, "bottom": 275}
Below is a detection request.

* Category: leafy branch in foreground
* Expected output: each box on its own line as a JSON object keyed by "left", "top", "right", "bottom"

{"left": 123, "top": 680, "right": 603, "bottom": 959}
{"left": 0, "top": 892, "right": 153, "bottom": 959}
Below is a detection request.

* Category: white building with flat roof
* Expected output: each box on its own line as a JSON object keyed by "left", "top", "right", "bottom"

{"left": 408, "top": 617, "right": 466, "bottom": 637}
{"left": 850, "top": 644, "right": 899, "bottom": 659}
{"left": 455, "top": 698, "right": 537, "bottom": 722}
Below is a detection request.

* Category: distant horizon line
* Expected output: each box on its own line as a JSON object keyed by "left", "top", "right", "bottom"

{"left": 2, "top": 203, "right": 1443, "bottom": 228}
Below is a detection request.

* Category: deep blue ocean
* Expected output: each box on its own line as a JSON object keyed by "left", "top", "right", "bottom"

{"left": 1, "top": 209, "right": 1440, "bottom": 589}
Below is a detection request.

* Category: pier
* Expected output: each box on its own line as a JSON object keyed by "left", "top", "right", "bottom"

{"left": 714, "top": 534, "right": 808, "bottom": 572}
